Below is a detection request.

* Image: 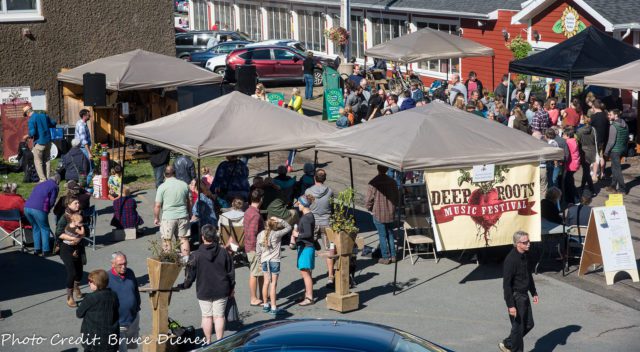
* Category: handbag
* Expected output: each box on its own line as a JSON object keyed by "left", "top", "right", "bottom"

{"left": 225, "top": 296, "right": 240, "bottom": 322}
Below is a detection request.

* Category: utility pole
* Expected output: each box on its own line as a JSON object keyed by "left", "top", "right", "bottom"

{"left": 340, "top": 0, "right": 351, "bottom": 60}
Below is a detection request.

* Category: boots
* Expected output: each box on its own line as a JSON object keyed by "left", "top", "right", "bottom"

{"left": 73, "top": 281, "right": 84, "bottom": 300}
{"left": 66, "top": 289, "right": 77, "bottom": 308}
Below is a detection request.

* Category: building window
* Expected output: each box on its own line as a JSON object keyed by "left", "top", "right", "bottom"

{"left": 371, "top": 17, "right": 407, "bottom": 46}
{"left": 238, "top": 3, "right": 261, "bottom": 41}
{"left": 267, "top": 7, "right": 291, "bottom": 40}
{"left": 416, "top": 22, "right": 459, "bottom": 75}
{"left": 191, "top": 0, "right": 208, "bottom": 30}
{"left": 213, "top": 1, "right": 235, "bottom": 30}
{"left": 350, "top": 15, "right": 365, "bottom": 59}
{"left": 0, "top": 0, "right": 42, "bottom": 21}
{"left": 298, "top": 11, "right": 325, "bottom": 52}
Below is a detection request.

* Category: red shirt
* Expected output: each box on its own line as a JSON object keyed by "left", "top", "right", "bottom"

{"left": 242, "top": 205, "right": 264, "bottom": 252}
{"left": 563, "top": 108, "right": 580, "bottom": 127}
{"left": 0, "top": 193, "right": 26, "bottom": 232}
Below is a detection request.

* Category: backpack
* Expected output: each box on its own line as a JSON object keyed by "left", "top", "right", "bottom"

{"left": 336, "top": 115, "right": 349, "bottom": 128}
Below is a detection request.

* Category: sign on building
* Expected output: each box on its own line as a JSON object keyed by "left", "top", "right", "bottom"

{"left": 0, "top": 87, "right": 32, "bottom": 104}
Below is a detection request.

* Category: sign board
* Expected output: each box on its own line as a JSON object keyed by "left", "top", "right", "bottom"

{"left": 552, "top": 6, "right": 586, "bottom": 38}
{"left": 1, "top": 103, "right": 30, "bottom": 160}
{"left": 323, "top": 88, "right": 344, "bottom": 122}
{"left": 472, "top": 164, "right": 495, "bottom": 183}
{"left": 605, "top": 194, "right": 623, "bottom": 207}
{"left": 579, "top": 206, "right": 639, "bottom": 285}
{"left": 266, "top": 92, "right": 285, "bottom": 106}
{"left": 425, "top": 163, "right": 540, "bottom": 251}
{"left": 0, "top": 87, "right": 31, "bottom": 104}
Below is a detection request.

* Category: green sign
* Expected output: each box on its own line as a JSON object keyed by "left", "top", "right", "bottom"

{"left": 323, "top": 88, "right": 344, "bottom": 122}
{"left": 322, "top": 66, "right": 343, "bottom": 121}
{"left": 267, "top": 92, "right": 285, "bottom": 106}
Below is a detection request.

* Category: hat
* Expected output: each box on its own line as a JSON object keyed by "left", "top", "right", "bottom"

{"left": 297, "top": 195, "right": 311, "bottom": 208}
{"left": 303, "top": 163, "right": 315, "bottom": 175}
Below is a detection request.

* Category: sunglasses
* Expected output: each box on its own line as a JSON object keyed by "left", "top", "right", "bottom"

{"left": 518, "top": 240, "right": 530, "bottom": 245}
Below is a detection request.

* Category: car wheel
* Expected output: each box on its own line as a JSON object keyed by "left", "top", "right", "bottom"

{"left": 179, "top": 55, "right": 190, "bottom": 61}
{"left": 313, "top": 69, "right": 323, "bottom": 87}
{"left": 214, "top": 67, "right": 226, "bottom": 75}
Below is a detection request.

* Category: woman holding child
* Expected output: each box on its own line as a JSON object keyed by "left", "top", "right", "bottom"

{"left": 56, "top": 196, "right": 87, "bottom": 308}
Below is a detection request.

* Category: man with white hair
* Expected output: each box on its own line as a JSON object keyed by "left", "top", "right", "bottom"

{"left": 60, "top": 138, "right": 90, "bottom": 183}
{"left": 108, "top": 251, "right": 141, "bottom": 351}
{"left": 448, "top": 73, "right": 467, "bottom": 105}
{"left": 499, "top": 231, "right": 539, "bottom": 352}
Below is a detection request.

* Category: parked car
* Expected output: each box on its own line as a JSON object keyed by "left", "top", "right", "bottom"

{"left": 194, "top": 319, "right": 453, "bottom": 351}
{"left": 175, "top": 30, "right": 251, "bottom": 59}
{"left": 225, "top": 45, "right": 329, "bottom": 86}
{"left": 188, "top": 41, "right": 251, "bottom": 67}
{"left": 174, "top": 26, "right": 188, "bottom": 33}
{"left": 246, "top": 39, "right": 339, "bottom": 65}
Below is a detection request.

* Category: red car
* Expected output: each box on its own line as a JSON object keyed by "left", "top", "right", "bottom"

{"left": 225, "top": 46, "right": 327, "bottom": 86}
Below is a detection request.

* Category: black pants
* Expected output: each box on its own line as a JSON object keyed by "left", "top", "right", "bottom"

{"left": 609, "top": 152, "right": 626, "bottom": 192}
{"left": 579, "top": 160, "right": 594, "bottom": 192}
{"left": 504, "top": 293, "right": 535, "bottom": 352}
{"left": 60, "top": 243, "right": 83, "bottom": 289}
{"left": 563, "top": 170, "right": 577, "bottom": 204}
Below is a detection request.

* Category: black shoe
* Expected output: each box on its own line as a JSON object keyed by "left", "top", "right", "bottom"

{"left": 33, "top": 250, "right": 42, "bottom": 256}
{"left": 42, "top": 251, "right": 54, "bottom": 258}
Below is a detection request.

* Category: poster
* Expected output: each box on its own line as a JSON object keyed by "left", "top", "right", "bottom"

{"left": 425, "top": 163, "right": 540, "bottom": 251}
{"left": 0, "top": 86, "right": 31, "bottom": 104}
{"left": 266, "top": 92, "right": 285, "bottom": 106}
{"left": 323, "top": 88, "right": 343, "bottom": 122}
{"left": 591, "top": 206, "right": 637, "bottom": 272}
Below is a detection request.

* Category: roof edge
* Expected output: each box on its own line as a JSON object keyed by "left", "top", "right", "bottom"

{"left": 511, "top": 0, "right": 614, "bottom": 31}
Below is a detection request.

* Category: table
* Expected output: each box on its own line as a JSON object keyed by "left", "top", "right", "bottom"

{"left": 535, "top": 220, "right": 566, "bottom": 274}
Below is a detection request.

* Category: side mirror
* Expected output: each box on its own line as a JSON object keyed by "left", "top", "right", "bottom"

{"left": 293, "top": 56, "right": 300, "bottom": 62}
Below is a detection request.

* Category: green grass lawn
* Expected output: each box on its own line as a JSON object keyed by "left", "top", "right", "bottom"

{"left": 1, "top": 156, "right": 224, "bottom": 199}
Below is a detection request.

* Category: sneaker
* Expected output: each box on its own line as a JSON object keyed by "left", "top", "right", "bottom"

{"left": 378, "top": 258, "right": 391, "bottom": 265}
{"left": 498, "top": 342, "right": 511, "bottom": 352}
{"left": 268, "top": 308, "right": 283, "bottom": 316}
{"left": 262, "top": 304, "right": 270, "bottom": 312}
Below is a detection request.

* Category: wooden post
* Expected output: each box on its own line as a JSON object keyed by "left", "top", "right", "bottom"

{"left": 142, "top": 258, "right": 182, "bottom": 352}
{"left": 325, "top": 228, "right": 359, "bottom": 312}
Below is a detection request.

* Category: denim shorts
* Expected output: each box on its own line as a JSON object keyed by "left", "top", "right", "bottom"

{"left": 261, "top": 260, "right": 281, "bottom": 274}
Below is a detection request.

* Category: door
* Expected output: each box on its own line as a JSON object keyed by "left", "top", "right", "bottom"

{"left": 273, "top": 48, "right": 303, "bottom": 79}
{"left": 246, "top": 49, "right": 274, "bottom": 79}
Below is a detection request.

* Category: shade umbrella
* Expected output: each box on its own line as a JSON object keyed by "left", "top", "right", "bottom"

{"left": 315, "top": 102, "right": 563, "bottom": 171}
{"left": 584, "top": 59, "right": 640, "bottom": 91}
{"left": 57, "top": 49, "right": 222, "bottom": 91}
{"left": 364, "top": 28, "right": 494, "bottom": 63}
{"left": 125, "top": 91, "right": 335, "bottom": 158}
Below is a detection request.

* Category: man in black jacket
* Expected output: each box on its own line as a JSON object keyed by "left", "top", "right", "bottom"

{"left": 178, "top": 224, "right": 235, "bottom": 343}
{"left": 144, "top": 144, "right": 171, "bottom": 187}
{"left": 500, "top": 231, "right": 539, "bottom": 352}
{"left": 173, "top": 154, "right": 196, "bottom": 185}
{"left": 60, "top": 139, "right": 90, "bottom": 183}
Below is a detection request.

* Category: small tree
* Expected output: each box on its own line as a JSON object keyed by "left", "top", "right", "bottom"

{"left": 330, "top": 188, "right": 359, "bottom": 235}
{"left": 506, "top": 35, "right": 532, "bottom": 60}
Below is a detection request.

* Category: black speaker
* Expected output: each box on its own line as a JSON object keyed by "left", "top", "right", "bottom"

{"left": 83, "top": 72, "right": 107, "bottom": 106}
{"left": 235, "top": 65, "right": 257, "bottom": 95}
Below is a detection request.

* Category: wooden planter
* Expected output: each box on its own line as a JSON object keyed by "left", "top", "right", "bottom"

{"left": 325, "top": 228, "right": 359, "bottom": 313}
{"left": 143, "top": 258, "right": 182, "bottom": 352}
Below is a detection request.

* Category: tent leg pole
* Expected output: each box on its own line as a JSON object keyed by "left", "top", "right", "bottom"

{"left": 197, "top": 158, "right": 201, "bottom": 232}
{"left": 393, "top": 182, "right": 403, "bottom": 295}
{"left": 267, "top": 152, "right": 271, "bottom": 177}
{"left": 567, "top": 80, "right": 572, "bottom": 104}
{"left": 506, "top": 73, "right": 511, "bottom": 112}
{"left": 119, "top": 138, "right": 126, "bottom": 199}
{"left": 348, "top": 158, "right": 355, "bottom": 211}
{"left": 314, "top": 150, "right": 318, "bottom": 170}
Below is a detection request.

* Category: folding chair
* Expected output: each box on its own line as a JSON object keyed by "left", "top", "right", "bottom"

{"left": 82, "top": 205, "right": 97, "bottom": 250}
{"left": 564, "top": 225, "right": 587, "bottom": 268}
{"left": 402, "top": 216, "right": 438, "bottom": 265}
{"left": 0, "top": 209, "right": 27, "bottom": 252}
{"left": 220, "top": 224, "right": 246, "bottom": 266}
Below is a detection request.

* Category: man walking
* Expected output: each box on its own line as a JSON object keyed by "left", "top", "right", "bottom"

{"left": 243, "top": 188, "right": 265, "bottom": 306}
{"left": 531, "top": 99, "right": 550, "bottom": 137}
{"left": 25, "top": 106, "right": 56, "bottom": 182}
{"left": 604, "top": 109, "right": 629, "bottom": 194}
{"left": 365, "top": 165, "right": 399, "bottom": 265}
{"left": 303, "top": 51, "right": 315, "bottom": 100}
{"left": 500, "top": 231, "right": 539, "bottom": 352}
{"left": 154, "top": 166, "right": 191, "bottom": 259}
{"left": 75, "top": 109, "right": 93, "bottom": 182}
{"left": 108, "top": 252, "right": 141, "bottom": 352}
{"left": 145, "top": 144, "right": 171, "bottom": 188}
{"left": 305, "top": 169, "right": 334, "bottom": 286}
{"left": 178, "top": 224, "right": 235, "bottom": 343}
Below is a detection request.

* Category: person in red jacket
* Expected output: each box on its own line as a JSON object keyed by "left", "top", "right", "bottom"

{"left": 0, "top": 183, "right": 26, "bottom": 233}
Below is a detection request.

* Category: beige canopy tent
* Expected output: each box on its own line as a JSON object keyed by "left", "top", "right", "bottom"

{"left": 315, "top": 102, "right": 562, "bottom": 171}
{"left": 125, "top": 91, "right": 335, "bottom": 158}
{"left": 364, "top": 28, "right": 494, "bottom": 63}
{"left": 584, "top": 59, "right": 640, "bottom": 91}
{"left": 57, "top": 49, "right": 222, "bottom": 91}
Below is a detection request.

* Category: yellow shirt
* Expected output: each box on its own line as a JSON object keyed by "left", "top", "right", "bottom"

{"left": 288, "top": 96, "right": 303, "bottom": 115}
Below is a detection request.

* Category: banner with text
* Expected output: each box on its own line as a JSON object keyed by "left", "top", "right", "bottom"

{"left": 425, "top": 163, "right": 541, "bottom": 251}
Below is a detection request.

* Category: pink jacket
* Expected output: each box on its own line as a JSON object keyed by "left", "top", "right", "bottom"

{"left": 565, "top": 138, "right": 580, "bottom": 172}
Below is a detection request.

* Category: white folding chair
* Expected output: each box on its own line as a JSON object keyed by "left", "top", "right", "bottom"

{"left": 82, "top": 205, "right": 97, "bottom": 250}
{"left": 0, "top": 209, "right": 27, "bottom": 252}
{"left": 402, "top": 216, "right": 438, "bottom": 265}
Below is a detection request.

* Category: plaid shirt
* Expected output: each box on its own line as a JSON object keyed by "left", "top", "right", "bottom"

{"left": 531, "top": 109, "right": 550, "bottom": 133}
{"left": 113, "top": 196, "right": 143, "bottom": 229}
{"left": 243, "top": 205, "right": 263, "bottom": 252}
{"left": 75, "top": 119, "right": 91, "bottom": 147}
{"left": 365, "top": 174, "right": 399, "bottom": 223}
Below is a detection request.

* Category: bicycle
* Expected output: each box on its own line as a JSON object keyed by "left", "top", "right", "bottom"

{"left": 387, "top": 64, "right": 423, "bottom": 95}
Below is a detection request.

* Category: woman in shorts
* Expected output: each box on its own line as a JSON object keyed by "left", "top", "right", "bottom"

{"left": 292, "top": 195, "right": 316, "bottom": 306}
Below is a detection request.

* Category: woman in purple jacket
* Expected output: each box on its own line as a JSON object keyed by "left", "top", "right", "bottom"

{"left": 24, "top": 175, "right": 60, "bottom": 256}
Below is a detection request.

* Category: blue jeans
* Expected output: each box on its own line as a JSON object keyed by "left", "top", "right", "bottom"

{"left": 373, "top": 217, "right": 396, "bottom": 259}
{"left": 24, "top": 207, "right": 51, "bottom": 252}
{"left": 80, "top": 147, "right": 94, "bottom": 185}
{"left": 304, "top": 73, "right": 314, "bottom": 99}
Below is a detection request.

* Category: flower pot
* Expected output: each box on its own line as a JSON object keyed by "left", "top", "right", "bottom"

{"left": 325, "top": 228, "right": 357, "bottom": 256}
{"left": 147, "top": 257, "right": 182, "bottom": 291}
{"left": 338, "top": 63, "right": 354, "bottom": 76}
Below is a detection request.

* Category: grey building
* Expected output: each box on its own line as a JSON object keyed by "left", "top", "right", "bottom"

{"left": 0, "top": 0, "right": 175, "bottom": 119}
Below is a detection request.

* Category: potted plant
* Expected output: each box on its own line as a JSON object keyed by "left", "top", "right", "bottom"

{"left": 324, "top": 26, "right": 353, "bottom": 76}
{"left": 147, "top": 239, "right": 183, "bottom": 291}
{"left": 326, "top": 188, "right": 359, "bottom": 255}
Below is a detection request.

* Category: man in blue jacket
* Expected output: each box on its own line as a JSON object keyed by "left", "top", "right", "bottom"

{"left": 25, "top": 105, "right": 56, "bottom": 182}
{"left": 108, "top": 251, "right": 141, "bottom": 351}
